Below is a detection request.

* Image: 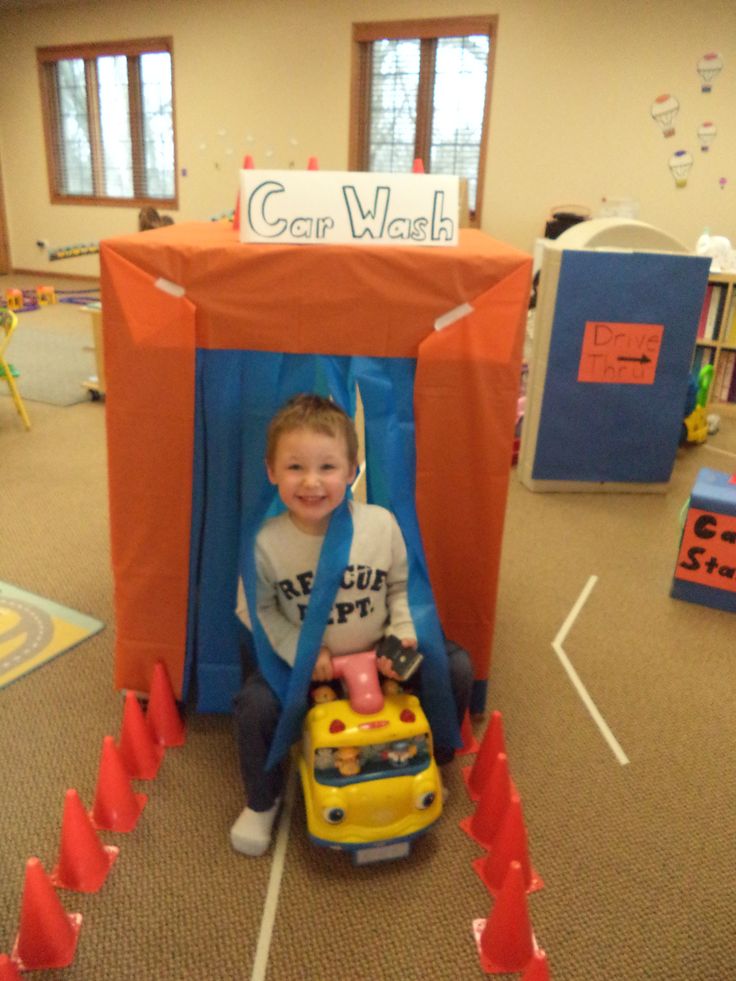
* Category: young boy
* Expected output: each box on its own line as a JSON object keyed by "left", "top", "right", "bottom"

{"left": 231, "top": 393, "right": 472, "bottom": 856}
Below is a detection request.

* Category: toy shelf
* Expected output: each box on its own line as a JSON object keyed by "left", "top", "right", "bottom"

{"left": 692, "top": 271, "right": 736, "bottom": 408}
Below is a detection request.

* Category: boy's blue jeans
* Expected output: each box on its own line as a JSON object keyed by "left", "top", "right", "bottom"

{"left": 232, "top": 640, "right": 473, "bottom": 812}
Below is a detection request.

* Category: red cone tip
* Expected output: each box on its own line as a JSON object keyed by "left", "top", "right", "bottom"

{"left": 412, "top": 158, "right": 425, "bottom": 173}
{"left": 460, "top": 751, "right": 512, "bottom": 849}
{"left": 464, "top": 710, "right": 507, "bottom": 801}
{"left": 243, "top": 154, "right": 254, "bottom": 168}
{"left": 478, "top": 861, "right": 534, "bottom": 974}
{"left": 0, "top": 954, "right": 22, "bottom": 980}
{"left": 90, "top": 736, "right": 147, "bottom": 832}
{"left": 52, "top": 789, "right": 118, "bottom": 892}
{"left": 146, "top": 661, "right": 186, "bottom": 748}
{"left": 457, "top": 709, "right": 480, "bottom": 755}
{"left": 522, "top": 949, "right": 551, "bottom": 981}
{"left": 307, "top": 156, "right": 319, "bottom": 170}
{"left": 12, "top": 858, "right": 82, "bottom": 971}
{"left": 119, "top": 690, "right": 163, "bottom": 780}
{"left": 472, "top": 792, "right": 544, "bottom": 896}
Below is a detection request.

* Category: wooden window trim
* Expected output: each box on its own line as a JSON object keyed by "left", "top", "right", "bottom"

{"left": 349, "top": 16, "right": 498, "bottom": 228}
{"left": 37, "top": 37, "right": 177, "bottom": 209}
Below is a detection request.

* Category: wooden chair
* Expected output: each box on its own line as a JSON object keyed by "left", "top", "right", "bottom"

{"left": 0, "top": 309, "right": 31, "bottom": 430}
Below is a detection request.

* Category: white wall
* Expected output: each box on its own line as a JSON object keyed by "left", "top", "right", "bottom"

{"left": 0, "top": 0, "right": 734, "bottom": 277}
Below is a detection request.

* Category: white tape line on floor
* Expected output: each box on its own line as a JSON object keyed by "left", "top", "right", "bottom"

{"left": 552, "top": 575, "right": 630, "bottom": 766}
{"left": 250, "top": 769, "right": 296, "bottom": 981}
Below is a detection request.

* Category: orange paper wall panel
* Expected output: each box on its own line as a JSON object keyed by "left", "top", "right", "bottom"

{"left": 101, "top": 247, "right": 196, "bottom": 699}
{"left": 415, "top": 264, "right": 530, "bottom": 674}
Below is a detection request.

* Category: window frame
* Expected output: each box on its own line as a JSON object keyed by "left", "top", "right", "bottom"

{"left": 37, "top": 37, "right": 177, "bottom": 209}
{"left": 349, "top": 16, "right": 498, "bottom": 228}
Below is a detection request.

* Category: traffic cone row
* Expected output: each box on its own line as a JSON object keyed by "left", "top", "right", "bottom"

{"left": 462, "top": 709, "right": 552, "bottom": 975}
{"left": 4, "top": 661, "right": 185, "bottom": 972}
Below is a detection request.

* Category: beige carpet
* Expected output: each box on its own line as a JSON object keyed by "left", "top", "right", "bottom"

{"left": 1, "top": 329, "right": 735, "bottom": 978}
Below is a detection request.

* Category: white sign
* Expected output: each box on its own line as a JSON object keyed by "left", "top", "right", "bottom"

{"left": 239, "top": 170, "right": 459, "bottom": 247}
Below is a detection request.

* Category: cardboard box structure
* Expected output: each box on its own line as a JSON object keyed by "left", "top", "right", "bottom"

{"left": 100, "top": 222, "right": 531, "bottom": 714}
{"left": 672, "top": 467, "right": 736, "bottom": 613}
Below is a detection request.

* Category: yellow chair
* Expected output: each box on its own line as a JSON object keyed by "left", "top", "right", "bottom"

{"left": 0, "top": 309, "right": 31, "bottom": 430}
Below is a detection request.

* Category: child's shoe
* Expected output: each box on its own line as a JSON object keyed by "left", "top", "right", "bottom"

{"left": 230, "top": 799, "right": 281, "bottom": 856}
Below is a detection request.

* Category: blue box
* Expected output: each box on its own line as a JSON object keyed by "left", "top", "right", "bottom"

{"left": 671, "top": 467, "right": 736, "bottom": 612}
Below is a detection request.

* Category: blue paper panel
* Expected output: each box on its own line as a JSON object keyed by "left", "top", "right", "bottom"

{"left": 532, "top": 251, "right": 710, "bottom": 482}
{"left": 691, "top": 467, "right": 736, "bottom": 517}
{"left": 187, "top": 351, "right": 344, "bottom": 712}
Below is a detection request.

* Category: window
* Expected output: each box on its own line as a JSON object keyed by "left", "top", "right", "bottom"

{"left": 37, "top": 38, "right": 176, "bottom": 207}
{"left": 350, "top": 17, "right": 497, "bottom": 227}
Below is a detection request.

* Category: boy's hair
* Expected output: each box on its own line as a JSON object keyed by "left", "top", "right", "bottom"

{"left": 266, "top": 393, "right": 359, "bottom": 467}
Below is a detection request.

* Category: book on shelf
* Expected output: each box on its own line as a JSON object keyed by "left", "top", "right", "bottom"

{"left": 718, "top": 350, "right": 735, "bottom": 402}
{"left": 696, "top": 284, "right": 712, "bottom": 339}
{"left": 712, "top": 351, "right": 727, "bottom": 400}
{"left": 692, "top": 345, "right": 714, "bottom": 373}
{"left": 703, "top": 284, "right": 726, "bottom": 341}
{"left": 726, "top": 295, "right": 736, "bottom": 346}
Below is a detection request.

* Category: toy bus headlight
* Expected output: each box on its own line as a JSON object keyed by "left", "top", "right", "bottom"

{"left": 323, "top": 806, "right": 346, "bottom": 824}
{"left": 415, "top": 790, "right": 436, "bottom": 810}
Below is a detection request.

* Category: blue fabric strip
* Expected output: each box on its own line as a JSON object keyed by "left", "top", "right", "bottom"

{"left": 262, "top": 499, "right": 354, "bottom": 768}
{"left": 352, "top": 356, "right": 461, "bottom": 751}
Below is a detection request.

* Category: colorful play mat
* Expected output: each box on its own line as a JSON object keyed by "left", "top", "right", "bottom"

{"left": 0, "top": 581, "right": 104, "bottom": 691}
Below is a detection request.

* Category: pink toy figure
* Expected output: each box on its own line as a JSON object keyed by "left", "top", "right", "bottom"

{"left": 331, "top": 650, "right": 385, "bottom": 715}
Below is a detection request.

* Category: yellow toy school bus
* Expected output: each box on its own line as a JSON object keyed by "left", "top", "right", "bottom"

{"left": 298, "top": 688, "right": 443, "bottom": 865}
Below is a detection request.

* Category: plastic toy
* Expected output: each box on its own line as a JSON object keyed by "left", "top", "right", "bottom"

{"left": 35, "top": 285, "right": 57, "bottom": 305}
{"left": 681, "top": 363, "right": 714, "bottom": 445}
{"left": 298, "top": 650, "right": 442, "bottom": 864}
{"left": 4, "top": 289, "right": 23, "bottom": 311}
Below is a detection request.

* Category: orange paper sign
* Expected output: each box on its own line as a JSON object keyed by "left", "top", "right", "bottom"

{"left": 577, "top": 321, "right": 663, "bottom": 384}
{"left": 675, "top": 507, "right": 736, "bottom": 592}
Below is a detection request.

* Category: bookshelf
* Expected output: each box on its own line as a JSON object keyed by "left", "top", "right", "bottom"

{"left": 693, "top": 272, "right": 736, "bottom": 411}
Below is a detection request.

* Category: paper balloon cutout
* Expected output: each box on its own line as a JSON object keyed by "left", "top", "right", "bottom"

{"left": 698, "top": 121, "right": 717, "bottom": 152}
{"left": 669, "top": 150, "right": 693, "bottom": 188}
{"left": 651, "top": 94, "right": 679, "bottom": 137}
{"left": 697, "top": 53, "right": 723, "bottom": 92}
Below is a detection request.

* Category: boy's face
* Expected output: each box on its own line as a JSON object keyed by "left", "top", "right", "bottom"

{"left": 267, "top": 426, "right": 357, "bottom": 535}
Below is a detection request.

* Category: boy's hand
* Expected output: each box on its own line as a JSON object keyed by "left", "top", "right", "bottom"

{"left": 376, "top": 656, "right": 401, "bottom": 680}
{"left": 376, "top": 636, "right": 423, "bottom": 682}
{"left": 377, "top": 637, "right": 418, "bottom": 680}
{"left": 311, "top": 646, "right": 334, "bottom": 682}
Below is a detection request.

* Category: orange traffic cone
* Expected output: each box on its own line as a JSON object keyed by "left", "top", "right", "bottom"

{"left": 412, "top": 158, "right": 425, "bottom": 173}
{"left": 51, "top": 789, "right": 119, "bottom": 892}
{"left": 11, "top": 858, "right": 82, "bottom": 971}
{"left": 120, "top": 690, "right": 163, "bottom": 779}
{"left": 146, "top": 661, "right": 185, "bottom": 748}
{"left": 233, "top": 154, "right": 254, "bottom": 231}
{"left": 472, "top": 792, "right": 544, "bottom": 896}
{"left": 307, "top": 156, "right": 319, "bottom": 170}
{"left": 457, "top": 709, "right": 480, "bottom": 756}
{"left": 0, "top": 954, "right": 22, "bottom": 980}
{"left": 90, "top": 736, "right": 147, "bottom": 832}
{"left": 522, "top": 949, "right": 552, "bottom": 980}
{"left": 463, "top": 710, "right": 507, "bottom": 800}
{"left": 460, "top": 751, "right": 512, "bottom": 849}
{"left": 477, "top": 861, "right": 534, "bottom": 974}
